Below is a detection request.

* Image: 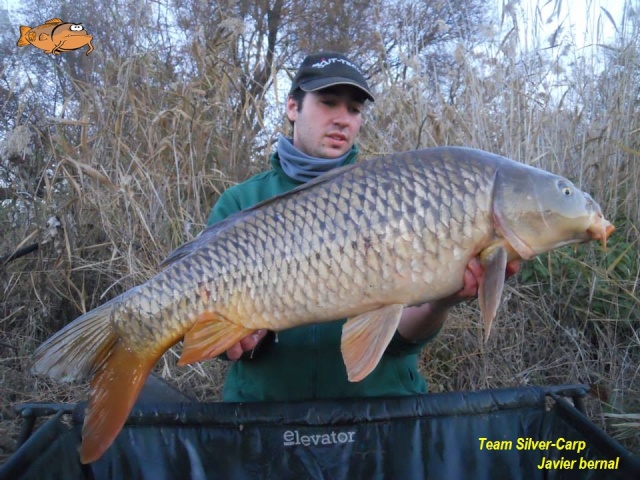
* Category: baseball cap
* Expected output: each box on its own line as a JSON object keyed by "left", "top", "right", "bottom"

{"left": 289, "top": 52, "right": 375, "bottom": 102}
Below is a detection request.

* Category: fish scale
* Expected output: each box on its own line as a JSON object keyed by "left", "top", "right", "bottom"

{"left": 169, "top": 152, "right": 492, "bottom": 330}
{"left": 31, "top": 146, "right": 614, "bottom": 463}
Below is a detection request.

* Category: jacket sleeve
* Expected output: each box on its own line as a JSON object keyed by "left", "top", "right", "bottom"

{"left": 385, "top": 327, "right": 442, "bottom": 356}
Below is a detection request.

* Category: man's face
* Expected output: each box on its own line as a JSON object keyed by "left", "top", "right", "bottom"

{"left": 286, "top": 85, "right": 365, "bottom": 159}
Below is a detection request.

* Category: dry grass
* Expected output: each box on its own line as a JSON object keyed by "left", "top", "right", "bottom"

{"left": 1, "top": 0, "right": 639, "bottom": 463}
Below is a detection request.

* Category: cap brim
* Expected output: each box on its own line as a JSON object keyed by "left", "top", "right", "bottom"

{"left": 300, "top": 77, "right": 375, "bottom": 102}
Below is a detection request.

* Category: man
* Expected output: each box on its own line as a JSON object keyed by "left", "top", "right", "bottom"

{"left": 207, "top": 52, "right": 517, "bottom": 402}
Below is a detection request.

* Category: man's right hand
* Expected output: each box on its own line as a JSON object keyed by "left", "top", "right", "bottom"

{"left": 226, "top": 329, "right": 269, "bottom": 360}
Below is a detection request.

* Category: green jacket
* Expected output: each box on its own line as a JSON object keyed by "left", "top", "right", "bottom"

{"left": 207, "top": 145, "right": 432, "bottom": 402}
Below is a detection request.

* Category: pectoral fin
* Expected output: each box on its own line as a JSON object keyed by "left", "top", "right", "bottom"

{"left": 478, "top": 245, "right": 508, "bottom": 342}
{"left": 341, "top": 304, "right": 404, "bottom": 382}
{"left": 178, "top": 312, "right": 254, "bottom": 365}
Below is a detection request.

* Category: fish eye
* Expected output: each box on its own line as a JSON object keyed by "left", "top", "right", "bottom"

{"left": 557, "top": 181, "right": 573, "bottom": 196}
{"left": 70, "top": 24, "right": 84, "bottom": 31}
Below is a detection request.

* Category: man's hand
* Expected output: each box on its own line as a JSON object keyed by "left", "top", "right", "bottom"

{"left": 225, "top": 329, "right": 269, "bottom": 360}
{"left": 457, "top": 257, "right": 520, "bottom": 301}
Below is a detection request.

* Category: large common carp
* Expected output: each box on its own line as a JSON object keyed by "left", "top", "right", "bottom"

{"left": 32, "top": 146, "right": 614, "bottom": 463}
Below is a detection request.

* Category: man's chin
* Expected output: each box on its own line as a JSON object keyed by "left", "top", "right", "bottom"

{"left": 322, "top": 146, "right": 350, "bottom": 159}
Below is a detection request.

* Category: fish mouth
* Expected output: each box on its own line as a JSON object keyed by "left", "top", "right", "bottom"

{"left": 587, "top": 216, "right": 615, "bottom": 249}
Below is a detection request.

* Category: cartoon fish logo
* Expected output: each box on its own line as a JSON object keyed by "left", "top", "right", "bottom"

{"left": 17, "top": 18, "right": 93, "bottom": 56}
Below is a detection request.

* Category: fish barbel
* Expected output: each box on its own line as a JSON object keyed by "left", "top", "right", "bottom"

{"left": 32, "top": 146, "right": 614, "bottom": 463}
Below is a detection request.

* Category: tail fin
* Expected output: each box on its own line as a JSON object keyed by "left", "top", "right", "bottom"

{"left": 17, "top": 26, "right": 31, "bottom": 47}
{"left": 80, "top": 342, "right": 159, "bottom": 463}
{"left": 32, "top": 301, "right": 118, "bottom": 381}
{"left": 32, "top": 300, "right": 161, "bottom": 463}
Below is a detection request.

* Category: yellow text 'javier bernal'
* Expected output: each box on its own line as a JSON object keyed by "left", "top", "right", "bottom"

{"left": 479, "top": 437, "right": 620, "bottom": 471}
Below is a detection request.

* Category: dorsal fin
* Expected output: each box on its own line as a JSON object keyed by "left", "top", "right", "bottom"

{"left": 160, "top": 162, "right": 360, "bottom": 267}
{"left": 44, "top": 18, "right": 64, "bottom": 25}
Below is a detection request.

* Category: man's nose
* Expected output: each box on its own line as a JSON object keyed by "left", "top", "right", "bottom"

{"left": 332, "top": 104, "right": 350, "bottom": 125}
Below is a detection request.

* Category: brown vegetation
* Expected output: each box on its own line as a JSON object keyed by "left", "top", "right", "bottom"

{"left": 1, "top": 0, "right": 638, "bottom": 461}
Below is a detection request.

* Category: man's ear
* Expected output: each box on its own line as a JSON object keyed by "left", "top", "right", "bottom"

{"left": 286, "top": 96, "right": 299, "bottom": 123}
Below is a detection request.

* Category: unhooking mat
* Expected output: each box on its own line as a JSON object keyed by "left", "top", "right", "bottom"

{"left": 2, "top": 384, "right": 639, "bottom": 480}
